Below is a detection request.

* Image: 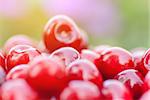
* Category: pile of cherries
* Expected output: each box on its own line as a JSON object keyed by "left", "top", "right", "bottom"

{"left": 0, "top": 15, "right": 150, "bottom": 100}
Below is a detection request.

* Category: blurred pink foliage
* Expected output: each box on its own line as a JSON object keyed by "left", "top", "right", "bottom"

{"left": 0, "top": 0, "right": 28, "bottom": 19}
{"left": 42, "top": 0, "right": 122, "bottom": 37}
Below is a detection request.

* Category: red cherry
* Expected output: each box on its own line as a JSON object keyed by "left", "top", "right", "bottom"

{"left": 50, "top": 47, "right": 80, "bottom": 67}
{"left": 93, "top": 45, "right": 111, "bottom": 54}
{"left": 0, "top": 67, "right": 6, "bottom": 85}
{"left": 4, "top": 35, "right": 36, "bottom": 54}
{"left": 140, "top": 90, "right": 150, "bottom": 100}
{"left": 60, "top": 80, "right": 102, "bottom": 100}
{"left": 101, "top": 79, "right": 132, "bottom": 100}
{"left": 115, "top": 69, "right": 146, "bottom": 99}
{"left": 6, "top": 45, "right": 41, "bottom": 72}
{"left": 142, "top": 48, "right": 150, "bottom": 74}
{"left": 6, "top": 64, "right": 28, "bottom": 80}
{"left": 26, "top": 56, "right": 68, "bottom": 97}
{"left": 0, "top": 50, "right": 5, "bottom": 70}
{"left": 66, "top": 59, "right": 103, "bottom": 88}
{"left": 80, "top": 49, "right": 100, "bottom": 63}
{"left": 95, "top": 47, "right": 134, "bottom": 79}
{"left": 131, "top": 48, "right": 147, "bottom": 76}
{"left": 43, "top": 15, "right": 88, "bottom": 53}
{"left": 0, "top": 79, "right": 38, "bottom": 100}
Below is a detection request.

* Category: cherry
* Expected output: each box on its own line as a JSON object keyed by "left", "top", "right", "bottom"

{"left": 131, "top": 48, "right": 147, "bottom": 76}
{"left": 93, "top": 45, "right": 111, "bottom": 54}
{"left": 140, "top": 90, "right": 150, "bottom": 100}
{"left": 50, "top": 47, "right": 80, "bottom": 67}
{"left": 0, "top": 79, "right": 38, "bottom": 100}
{"left": 60, "top": 80, "right": 101, "bottom": 100}
{"left": 6, "top": 64, "right": 28, "bottom": 80}
{"left": 43, "top": 15, "right": 88, "bottom": 53}
{"left": 4, "top": 35, "right": 36, "bottom": 54}
{"left": 0, "top": 50, "right": 5, "bottom": 70}
{"left": 5, "top": 45, "right": 41, "bottom": 72}
{"left": 0, "top": 67, "right": 6, "bottom": 85}
{"left": 101, "top": 79, "right": 132, "bottom": 100}
{"left": 95, "top": 47, "right": 134, "bottom": 79}
{"left": 66, "top": 59, "right": 103, "bottom": 88}
{"left": 80, "top": 49, "right": 100, "bottom": 63}
{"left": 115, "top": 69, "right": 146, "bottom": 99}
{"left": 26, "top": 56, "right": 68, "bottom": 97}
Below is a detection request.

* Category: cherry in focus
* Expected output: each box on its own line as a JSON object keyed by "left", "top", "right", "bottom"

{"left": 43, "top": 15, "right": 88, "bottom": 53}
{"left": 95, "top": 47, "right": 134, "bottom": 79}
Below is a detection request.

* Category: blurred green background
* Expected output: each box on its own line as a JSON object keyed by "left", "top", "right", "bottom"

{"left": 0, "top": 0, "right": 148, "bottom": 50}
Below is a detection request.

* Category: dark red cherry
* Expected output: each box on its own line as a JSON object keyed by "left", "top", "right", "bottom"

{"left": 4, "top": 35, "right": 36, "bottom": 54}
{"left": 26, "top": 56, "right": 68, "bottom": 97}
{"left": 101, "top": 79, "right": 132, "bottom": 100}
{"left": 95, "top": 47, "right": 134, "bottom": 79}
{"left": 66, "top": 59, "right": 103, "bottom": 88}
{"left": 6, "top": 45, "right": 41, "bottom": 72}
{"left": 0, "top": 79, "right": 38, "bottom": 100}
{"left": 43, "top": 15, "right": 88, "bottom": 53}
{"left": 6, "top": 64, "right": 28, "bottom": 80}
{"left": 93, "top": 45, "right": 111, "bottom": 54}
{"left": 0, "top": 50, "right": 5, "bottom": 70}
{"left": 80, "top": 49, "right": 100, "bottom": 63}
{"left": 115, "top": 69, "right": 146, "bottom": 99}
{"left": 60, "top": 80, "right": 102, "bottom": 100}
{"left": 140, "top": 90, "right": 150, "bottom": 100}
{"left": 0, "top": 67, "right": 6, "bottom": 85}
{"left": 131, "top": 48, "right": 147, "bottom": 76}
{"left": 50, "top": 47, "right": 80, "bottom": 67}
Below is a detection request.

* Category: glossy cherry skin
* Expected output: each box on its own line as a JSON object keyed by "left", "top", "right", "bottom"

{"left": 140, "top": 90, "right": 150, "bottom": 100}
{"left": 101, "top": 80, "right": 132, "bottom": 100}
{"left": 80, "top": 49, "right": 100, "bottom": 63}
{"left": 0, "top": 50, "right": 5, "bottom": 70}
{"left": 6, "top": 64, "right": 28, "bottom": 80}
{"left": 66, "top": 59, "right": 103, "bottom": 88}
{"left": 5, "top": 45, "right": 41, "bottom": 72}
{"left": 131, "top": 48, "right": 147, "bottom": 76}
{"left": 50, "top": 47, "right": 80, "bottom": 67}
{"left": 26, "top": 56, "right": 68, "bottom": 97}
{"left": 43, "top": 15, "right": 88, "bottom": 53}
{"left": 60, "top": 80, "right": 102, "bottom": 100}
{"left": 0, "top": 67, "right": 6, "bottom": 85}
{"left": 4, "top": 35, "right": 36, "bottom": 54}
{"left": 115, "top": 69, "right": 146, "bottom": 99}
{"left": 95, "top": 47, "right": 134, "bottom": 79}
{"left": 0, "top": 79, "right": 38, "bottom": 100}
{"left": 93, "top": 45, "right": 111, "bottom": 55}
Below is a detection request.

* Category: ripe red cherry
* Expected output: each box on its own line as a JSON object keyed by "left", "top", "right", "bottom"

{"left": 115, "top": 69, "right": 146, "bottom": 99}
{"left": 6, "top": 64, "right": 28, "bottom": 80}
{"left": 95, "top": 47, "right": 134, "bottom": 79}
{"left": 43, "top": 15, "right": 88, "bottom": 53}
{"left": 26, "top": 56, "right": 68, "bottom": 97}
{"left": 80, "top": 49, "right": 100, "bottom": 63}
{"left": 93, "top": 45, "right": 111, "bottom": 54}
{"left": 50, "top": 47, "right": 80, "bottom": 67}
{"left": 66, "top": 59, "right": 103, "bottom": 88}
{"left": 101, "top": 80, "right": 132, "bottom": 100}
{"left": 60, "top": 80, "right": 102, "bottom": 100}
{"left": 131, "top": 48, "right": 147, "bottom": 76}
{"left": 5, "top": 45, "right": 41, "bottom": 71}
{"left": 0, "top": 50, "right": 5, "bottom": 70}
{"left": 140, "top": 90, "right": 150, "bottom": 100}
{"left": 4, "top": 35, "right": 36, "bottom": 54}
{"left": 0, "top": 79, "right": 38, "bottom": 100}
{"left": 0, "top": 67, "right": 6, "bottom": 85}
